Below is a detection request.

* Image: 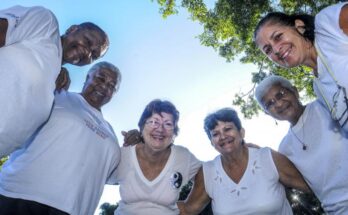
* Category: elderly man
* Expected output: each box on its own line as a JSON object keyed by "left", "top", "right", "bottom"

{"left": 255, "top": 75, "right": 348, "bottom": 214}
{"left": 0, "top": 5, "right": 109, "bottom": 157}
{"left": 0, "top": 61, "right": 121, "bottom": 215}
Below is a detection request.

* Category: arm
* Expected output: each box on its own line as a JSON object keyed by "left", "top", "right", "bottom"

{"left": 178, "top": 167, "right": 210, "bottom": 215}
{"left": 339, "top": 4, "right": 348, "bottom": 35}
{"left": 0, "top": 18, "right": 8, "bottom": 47}
{"left": 271, "top": 150, "right": 311, "bottom": 193}
{"left": 55, "top": 67, "right": 71, "bottom": 93}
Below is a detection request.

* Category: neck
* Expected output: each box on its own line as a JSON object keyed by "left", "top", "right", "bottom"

{"left": 290, "top": 105, "right": 306, "bottom": 126}
{"left": 221, "top": 145, "right": 248, "bottom": 167}
{"left": 303, "top": 43, "right": 318, "bottom": 74}
{"left": 139, "top": 144, "right": 171, "bottom": 164}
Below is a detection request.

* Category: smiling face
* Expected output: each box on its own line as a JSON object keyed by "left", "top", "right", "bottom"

{"left": 81, "top": 66, "right": 118, "bottom": 110}
{"left": 61, "top": 25, "right": 108, "bottom": 66}
{"left": 210, "top": 121, "right": 245, "bottom": 155}
{"left": 255, "top": 21, "right": 310, "bottom": 68}
{"left": 261, "top": 84, "right": 303, "bottom": 125}
{"left": 142, "top": 112, "right": 175, "bottom": 152}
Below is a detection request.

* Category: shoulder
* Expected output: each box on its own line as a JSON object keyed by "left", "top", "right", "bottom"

{"left": 2, "top": 5, "right": 57, "bottom": 22}
{"left": 203, "top": 155, "right": 220, "bottom": 171}
{"left": 316, "top": 2, "right": 347, "bottom": 27}
{"left": 172, "top": 144, "right": 193, "bottom": 155}
{"left": 249, "top": 146, "right": 271, "bottom": 158}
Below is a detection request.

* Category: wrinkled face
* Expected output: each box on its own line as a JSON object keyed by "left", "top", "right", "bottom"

{"left": 261, "top": 85, "right": 302, "bottom": 123}
{"left": 210, "top": 121, "right": 245, "bottom": 155}
{"left": 142, "top": 112, "right": 175, "bottom": 152}
{"left": 62, "top": 26, "right": 108, "bottom": 66}
{"left": 81, "top": 68, "right": 117, "bottom": 110}
{"left": 255, "top": 22, "right": 308, "bottom": 68}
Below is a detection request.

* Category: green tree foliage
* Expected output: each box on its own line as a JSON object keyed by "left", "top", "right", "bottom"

{"left": 99, "top": 202, "right": 118, "bottom": 215}
{"left": 152, "top": 0, "right": 340, "bottom": 118}
{"left": 0, "top": 156, "right": 8, "bottom": 171}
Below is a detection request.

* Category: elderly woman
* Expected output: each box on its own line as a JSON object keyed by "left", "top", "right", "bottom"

{"left": 255, "top": 75, "right": 348, "bottom": 214}
{"left": 253, "top": 2, "right": 348, "bottom": 134}
{"left": 178, "top": 107, "right": 310, "bottom": 215}
{"left": 114, "top": 99, "right": 201, "bottom": 215}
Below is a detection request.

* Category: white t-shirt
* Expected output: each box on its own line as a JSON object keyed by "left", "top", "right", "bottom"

{"left": 0, "top": 91, "right": 120, "bottom": 215}
{"left": 203, "top": 147, "right": 292, "bottom": 215}
{"left": 279, "top": 101, "right": 348, "bottom": 214}
{"left": 114, "top": 145, "right": 201, "bottom": 215}
{"left": 0, "top": 6, "right": 62, "bottom": 157}
{"left": 314, "top": 2, "right": 348, "bottom": 135}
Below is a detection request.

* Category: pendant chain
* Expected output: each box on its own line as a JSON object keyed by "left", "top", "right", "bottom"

{"left": 290, "top": 113, "right": 307, "bottom": 150}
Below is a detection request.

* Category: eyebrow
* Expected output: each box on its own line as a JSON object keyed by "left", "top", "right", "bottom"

{"left": 262, "top": 31, "right": 278, "bottom": 51}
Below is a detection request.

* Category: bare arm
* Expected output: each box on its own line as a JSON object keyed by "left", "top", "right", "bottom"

{"left": 55, "top": 67, "right": 71, "bottom": 93}
{"left": 0, "top": 18, "right": 8, "bottom": 47}
{"left": 271, "top": 150, "right": 311, "bottom": 193}
{"left": 178, "top": 167, "right": 210, "bottom": 215}
{"left": 339, "top": 4, "right": 348, "bottom": 35}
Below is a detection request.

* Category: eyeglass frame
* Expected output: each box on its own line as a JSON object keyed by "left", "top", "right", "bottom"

{"left": 262, "top": 88, "right": 288, "bottom": 111}
{"left": 145, "top": 119, "right": 175, "bottom": 131}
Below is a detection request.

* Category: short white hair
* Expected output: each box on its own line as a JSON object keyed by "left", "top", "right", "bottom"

{"left": 255, "top": 75, "right": 294, "bottom": 109}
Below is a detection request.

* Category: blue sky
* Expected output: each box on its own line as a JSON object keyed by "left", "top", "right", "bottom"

{"left": 1, "top": 0, "right": 289, "bottom": 213}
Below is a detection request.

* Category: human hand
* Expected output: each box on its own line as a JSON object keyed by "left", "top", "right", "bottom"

{"left": 122, "top": 129, "right": 142, "bottom": 146}
{"left": 55, "top": 67, "right": 71, "bottom": 93}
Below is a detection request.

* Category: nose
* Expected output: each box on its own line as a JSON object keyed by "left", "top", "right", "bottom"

{"left": 219, "top": 132, "right": 227, "bottom": 140}
{"left": 273, "top": 99, "right": 283, "bottom": 108}
{"left": 273, "top": 44, "right": 282, "bottom": 57}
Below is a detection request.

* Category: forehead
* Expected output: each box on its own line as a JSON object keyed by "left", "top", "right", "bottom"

{"left": 150, "top": 112, "right": 173, "bottom": 121}
{"left": 91, "top": 68, "right": 117, "bottom": 80}
{"left": 255, "top": 23, "right": 290, "bottom": 45}
{"left": 211, "top": 121, "right": 236, "bottom": 131}
{"left": 261, "top": 84, "right": 291, "bottom": 102}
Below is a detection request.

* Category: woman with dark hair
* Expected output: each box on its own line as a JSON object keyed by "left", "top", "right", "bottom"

{"left": 254, "top": 2, "right": 348, "bottom": 135}
{"left": 114, "top": 99, "right": 201, "bottom": 215}
{"left": 178, "top": 108, "right": 310, "bottom": 215}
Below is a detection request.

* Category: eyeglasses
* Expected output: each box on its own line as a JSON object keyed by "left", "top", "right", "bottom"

{"left": 263, "top": 89, "right": 287, "bottom": 111}
{"left": 145, "top": 119, "right": 175, "bottom": 131}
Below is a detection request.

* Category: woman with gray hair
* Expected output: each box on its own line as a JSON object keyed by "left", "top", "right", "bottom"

{"left": 255, "top": 75, "right": 348, "bottom": 214}
{"left": 178, "top": 107, "right": 310, "bottom": 215}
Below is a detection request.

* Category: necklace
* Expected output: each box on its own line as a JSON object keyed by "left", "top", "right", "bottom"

{"left": 290, "top": 110, "right": 307, "bottom": 151}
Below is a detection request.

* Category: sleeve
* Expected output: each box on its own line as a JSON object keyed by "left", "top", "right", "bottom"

{"left": 0, "top": 5, "right": 59, "bottom": 46}
{"left": 202, "top": 160, "right": 214, "bottom": 198}
{"left": 315, "top": 2, "right": 348, "bottom": 38}
{"left": 106, "top": 135, "right": 121, "bottom": 185}
{"left": 185, "top": 148, "right": 202, "bottom": 181}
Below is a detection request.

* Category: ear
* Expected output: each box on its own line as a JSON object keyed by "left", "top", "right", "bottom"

{"left": 294, "top": 19, "right": 306, "bottom": 34}
{"left": 240, "top": 128, "right": 245, "bottom": 139}
{"left": 291, "top": 86, "right": 300, "bottom": 99}
{"left": 65, "top": 25, "right": 79, "bottom": 35}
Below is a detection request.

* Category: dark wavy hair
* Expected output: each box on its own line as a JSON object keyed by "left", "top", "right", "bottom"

{"left": 204, "top": 108, "right": 242, "bottom": 140}
{"left": 254, "top": 12, "right": 315, "bottom": 43}
{"left": 138, "top": 99, "right": 180, "bottom": 135}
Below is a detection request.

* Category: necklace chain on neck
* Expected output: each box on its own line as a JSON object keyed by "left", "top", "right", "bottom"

{"left": 290, "top": 112, "right": 307, "bottom": 150}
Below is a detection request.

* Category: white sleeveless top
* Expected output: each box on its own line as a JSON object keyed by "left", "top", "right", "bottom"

{"left": 203, "top": 147, "right": 292, "bottom": 215}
